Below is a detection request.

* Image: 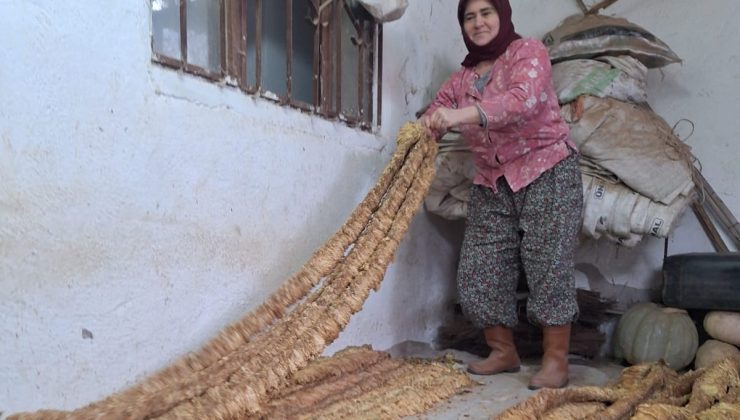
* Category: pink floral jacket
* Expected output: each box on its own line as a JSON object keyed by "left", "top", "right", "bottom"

{"left": 425, "top": 38, "right": 575, "bottom": 192}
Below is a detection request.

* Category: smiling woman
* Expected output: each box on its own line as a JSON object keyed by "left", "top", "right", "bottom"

{"left": 420, "top": 0, "right": 583, "bottom": 391}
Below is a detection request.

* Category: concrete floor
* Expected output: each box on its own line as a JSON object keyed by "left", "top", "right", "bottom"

{"left": 388, "top": 341, "right": 624, "bottom": 419}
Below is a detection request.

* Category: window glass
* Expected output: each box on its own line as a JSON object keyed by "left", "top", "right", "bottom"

{"left": 261, "top": 0, "right": 288, "bottom": 97}
{"left": 186, "top": 0, "right": 221, "bottom": 72}
{"left": 340, "top": 10, "right": 360, "bottom": 118}
{"left": 292, "top": 0, "right": 315, "bottom": 105}
{"left": 152, "top": 0, "right": 181, "bottom": 60}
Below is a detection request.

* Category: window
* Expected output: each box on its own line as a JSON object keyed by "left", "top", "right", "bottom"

{"left": 151, "top": 0, "right": 382, "bottom": 129}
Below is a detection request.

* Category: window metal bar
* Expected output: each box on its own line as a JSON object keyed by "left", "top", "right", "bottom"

{"left": 244, "top": 0, "right": 257, "bottom": 94}
{"left": 377, "top": 24, "right": 383, "bottom": 127}
{"left": 179, "top": 0, "right": 188, "bottom": 63}
{"left": 219, "top": 0, "right": 226, "bottom": 76}
{"left": 226, "top": 0, "right": 247, "bottom": 89}
{"left": 311, "top": 0, "right": 321, "bottom": 108}
{"left": 357, "top": 19, "right": 365, "bottom": 122}
{"left": 319, "top": 2, "right": 334, "bottom": 116}
{"left": 286, "top": 0, "right": 293, "bottom": 103}
{"left": 151, "top": 0, "right": 379, "bottom": 130}
{"left": 334, "top": 0, "right": 342, "bottom": 115}
{"left": 255, "top": 0, "right": 263, "bottom": 90}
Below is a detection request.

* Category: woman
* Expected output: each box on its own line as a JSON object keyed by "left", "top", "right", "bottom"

{"left": 421, "top": 0, "right": 582, "bottom": 390}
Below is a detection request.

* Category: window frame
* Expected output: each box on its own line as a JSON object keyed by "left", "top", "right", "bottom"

{"left": 151, "top": 0, "right": 383, "bottom": 130}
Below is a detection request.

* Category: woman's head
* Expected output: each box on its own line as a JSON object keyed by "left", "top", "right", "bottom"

{"left": 457, "top": 0, "right": 520, "bottom": 67}
{"left": 461, "top": 0, "right": 500, "bottom": 46}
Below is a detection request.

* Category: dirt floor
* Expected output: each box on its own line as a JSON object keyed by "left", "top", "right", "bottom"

{"left": 388, "top": 341, "right": 624, "bottom": 419}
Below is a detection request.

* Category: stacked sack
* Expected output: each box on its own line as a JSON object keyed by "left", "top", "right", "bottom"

{"left": 424, "top": 14, "right": 694, "bottom": 246}
{"left": 424, "top": 130, "right": 474, "bottom": 220}
{"left": 546, "top": 14, "right": 694, "bottom": 246}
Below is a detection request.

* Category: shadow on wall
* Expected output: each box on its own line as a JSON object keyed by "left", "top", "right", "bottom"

{"left": 575, "top": 262, "right": 661, "bottom": 312}
{"left": 386, "top": 211, "right": 466, "bottom": 347}
{"left": 418, "top": 53, "right": 461, "bottom": 110}
{"left": 220, "top": 148, "right": 385, "bottom": 325}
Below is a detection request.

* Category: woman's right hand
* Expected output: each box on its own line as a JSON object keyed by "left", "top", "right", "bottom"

{"left": 422, "top": 107, "right": 459, "bottom": 132}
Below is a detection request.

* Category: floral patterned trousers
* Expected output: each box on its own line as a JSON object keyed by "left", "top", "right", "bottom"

{"left": 457, "top": 153, "right": 583, "bottom": 328}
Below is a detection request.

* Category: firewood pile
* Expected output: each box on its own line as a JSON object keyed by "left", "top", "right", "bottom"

{"left": 9, "top": 123, "right": 457, "bottom": 419}
{"left": 495, "top": 354, "right": 740, "bottom": 419}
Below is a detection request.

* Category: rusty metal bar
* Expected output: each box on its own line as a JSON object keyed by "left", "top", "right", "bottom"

{"left": 290, "top": 100, "right": 315, "bottom": 113}
{"left": 225, "top": 0, "right": 238, "bottom": 78}
{"left": 179, "top": 0, "right": 188, "bottom": 63}
{"left": 311, "top": 0, "right": 321, "bottom": 108}
{"left": 377, "top": 24, "right": 383, "bottom": 127}
{"left": 244, "top": 0, "right": 258, "bottom": 93}
{"left": 319, "top": 1, "right": 334, "bottom": 116}
{"left": 286, "top": 0, "right": 293, "bottom": 102}
{"left": 255, "top": 0, "right": 263, "bottom": 90}
{"left": 152, "top": 53, "right": 182, "bottom": 70}
{"left": 365, "top": 23, "right": 376, "bottom": 127}
{"left": 357, "top": 20, "right": 365, "bottom": 122}
{"left": 219, "top": 0, "right": 226, "bottom": 75}
{"left": 153, "top": 0, "right": 376, "bottom": 129}
{"left": 335, "top": 0, "right": 342, "bottom": 115}
{"left": 153, "top": 55, "right": 220, "bottom": 81}
{"left": 183, "top": 63, "right": 222, "bottom": 81}
{"left": 227, "top": 0, "right": 248, "bottom": 89}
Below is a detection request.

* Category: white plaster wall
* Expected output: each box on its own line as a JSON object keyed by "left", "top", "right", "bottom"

{"left": 2, "top": 0, "right": 739, "bottom": 415}
{"left": 0, "top": 1, "right": 461, "bottom": 414}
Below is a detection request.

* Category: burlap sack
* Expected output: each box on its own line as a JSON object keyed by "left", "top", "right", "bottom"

{"left": 424, "top": 133, "right": 474, "bottom": 220}
{"left": 562, "top": 96, "right": 694, "bottom": 205}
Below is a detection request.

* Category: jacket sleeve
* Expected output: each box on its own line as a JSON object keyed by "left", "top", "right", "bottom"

{"left": 477, "top": 40, "right": 553, "bottom": 130}
{"left": 422, "top": 71, "right": 461, "bottom": 140}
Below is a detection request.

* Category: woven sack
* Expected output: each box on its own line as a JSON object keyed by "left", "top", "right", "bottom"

{"left": 581, "top": 174, "right": 691, "bottom": 246}
{"left": 543, "top": 14, "right": 682, "bottom": 69}
{"left": 562, "top": 96, "right": 694, "bottom": 205}
{"left": 552, "top": 55, "right": 647, "bottom": 104}
{"left": 424, "top": 132, "right": 474, "bottom": 220}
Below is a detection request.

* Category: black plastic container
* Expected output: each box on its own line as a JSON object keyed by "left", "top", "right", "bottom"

{"left": 662, "top": 253, "right": 740, "bottom": 310}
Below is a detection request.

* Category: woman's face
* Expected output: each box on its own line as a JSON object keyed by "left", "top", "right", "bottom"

{"left": 463, "top": 0, "right": 500, "bottom": 47}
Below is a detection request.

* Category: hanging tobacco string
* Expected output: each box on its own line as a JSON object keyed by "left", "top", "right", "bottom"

{"left": 10, "top": 122, "right": 440, "bottom": 420}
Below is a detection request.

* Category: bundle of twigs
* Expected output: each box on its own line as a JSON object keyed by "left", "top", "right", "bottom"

{"left": 495, "top": 354, "right": 740, "bottom": 419}
{"left": 10, "top": 122, "right": 438, "bottom": 420}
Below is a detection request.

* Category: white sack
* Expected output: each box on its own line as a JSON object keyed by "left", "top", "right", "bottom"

{"left": 581, "top": 174, "right": 692, "bottom": 247}
{"left": 358, "top": 0, "right": 408, "bottom": 23}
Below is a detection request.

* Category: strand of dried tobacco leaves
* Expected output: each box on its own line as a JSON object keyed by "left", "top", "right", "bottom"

{"left": 8, "top": 122, "right": 438, "bottom": 420}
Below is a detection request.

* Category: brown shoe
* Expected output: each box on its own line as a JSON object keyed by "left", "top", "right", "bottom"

{"left": 528, "top": 324, "right": 570, "bottom": 390}
{"left": 467, "top": 325, "right": 521, "bottom": 375}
